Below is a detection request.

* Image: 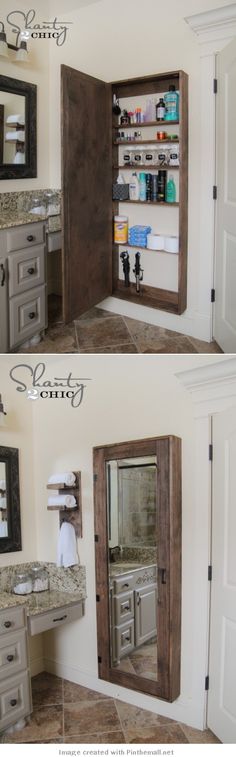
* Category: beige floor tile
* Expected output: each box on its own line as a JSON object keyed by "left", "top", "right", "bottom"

{"left": 32, "top": 672, "right": 63, "bottom": 707}
{"left": 64, "top": 699, "right": 121, "bottom": 738}
{"left": 65, "top": 731, "right": 125, "bottom": 743}
{"left": 3, "top": 705, "right": 63, "bottom": 743}
{"left": 115, "top": 700, "right": 173, "bottom": 729}
{"left": 180, "top": 724, "right": 221, "bottom": 743}
{"left": 124, "top": 723, "right": 189, "bottom": 743}
{"left": 75, "top": 315, "right": 132, "bottom": 350}
{"left": 136, "top": 336, "right": 198, "bottom": 353}
{"left": 63, "top": 680, "right": 109, "bottom": 703}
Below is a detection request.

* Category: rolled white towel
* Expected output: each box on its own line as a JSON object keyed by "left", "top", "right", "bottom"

{"left": 14, "top": 152, "right": 25, "bottom": 165}
{"left": 6, "top": 114, "right": 25, "bottom": 125}
{"left": 48, "top": 472, "right": 76, "bottom": 487}
{"left": 0, "top": 480, "right": 6, "bottom": 490}
{"left": 57, "top": 522, "right": 78, "bottom": 567}
{"left": 48, "top": 495, "right": 76, "bottom": 509}
{"left": 0, "top": 521, "right": 8, "bottom": 537}
{"left": 0, "top": 498, "right": 7, "bottom": 509}
{"left": 5, "top": 131, "right": 25, "bottom": 142}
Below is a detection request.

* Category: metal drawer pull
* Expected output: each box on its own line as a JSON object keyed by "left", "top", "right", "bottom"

{"left": 28, "top": 312, "right": 36, "bottom": 319}
{"left": 121, "top": 602, "right": 130, "bottom": 612}
{"left": 121, "top": 583, "right": 129, "bottom": 589}
{"left": 0, "top": 263, "right": 5, "bottom": 287}
{"left": 7, "top": 654, "right": 14, "bottom": 662}
{"left": 121, "top": 632, "right": 130, "bottom": 644}
{"left": 27, "top": 235, "right": 35, "bottom": 242}
{"left": 53, "top": 614, "right": 67, "bottom": 623}
{"left": 10, "top": 699, "right": 17, "bottom": 707}
{"left": 27, "top": 267, "right": 35, "bottom": 275}
{"left": 136, "top": 593, "right": 141, "bottom": 606}
{"left": 4, "top": 621, "right": 12, "bottom": 628}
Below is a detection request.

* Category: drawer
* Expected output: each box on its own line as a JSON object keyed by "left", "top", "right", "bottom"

{"left": 9, "top": 284, "right": 46, "bottom": 349}
{"left": 0, "top": 629, "right": 28, "bottom": 683}
{"left": 6, "top": 223, "right": 45, "bottom": 253}
{"left": 0, "top": 671, "right": 31, "bottom": 731}
{"left": 0, "top": 607, "right": 25, "bottom": 637}
{"left": 114, "top": 591, "right": 134, "bottom": 625}
{"left": 114, "top": 619, "right": 134, "bottom": 661}
{"left": 113, "top": 574, "right": 134, "bottom": 595}
{"left": 8, "top": 244, "right": 45, "bottom": 297}
{"left": 28, "top": 601, "right": 84, "bottom": 636}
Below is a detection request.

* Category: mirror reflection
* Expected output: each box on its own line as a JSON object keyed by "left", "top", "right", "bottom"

{"left": 0, "top": 93, "right": 25, "bottom": 165}
{"left": 0, "top": 462, "right": 8, "bottom": 538}
{"left": 107, "top": 456, "right": 157, "bottom": 681}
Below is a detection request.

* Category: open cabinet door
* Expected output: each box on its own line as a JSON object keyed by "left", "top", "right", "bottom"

{"left": 61, "top": 65, "right": 112, "bottom": 323}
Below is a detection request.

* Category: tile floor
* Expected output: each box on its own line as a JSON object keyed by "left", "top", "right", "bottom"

{"left": 19, "top": 297, "right": 223, "bottom": 355}
{"left": 1, "top": 672, "right": 220, "bottom": 744}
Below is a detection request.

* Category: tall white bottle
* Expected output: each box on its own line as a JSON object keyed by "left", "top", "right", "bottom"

{"left": 129, "top": 173, "right": 140, "bottom": 201}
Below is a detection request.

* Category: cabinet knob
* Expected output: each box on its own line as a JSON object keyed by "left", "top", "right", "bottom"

{"left": 27, "top": 235, "right": 35, "bottom": 242}
{"left": 10, "top": 699, "right": 17, "bottom": 707}
{"left": 7, "top": 654, "right": 14, "bottom": 662}
{"left": 4, "top": 621, "right": 11, "bottom": 628}
{"left": 28, "top": 312, "right": 36, "bottom": 320}
{"left": 27, "top": 267, "right": 35, "bottom": 275}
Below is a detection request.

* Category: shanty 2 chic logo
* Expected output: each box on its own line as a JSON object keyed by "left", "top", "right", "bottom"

{"left": 6, "top": 9, "right": 72, "bottom": 47}
{"left": 9, "top": 363, "right": 91, "bottom": 409}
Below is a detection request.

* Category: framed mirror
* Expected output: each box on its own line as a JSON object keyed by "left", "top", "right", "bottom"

{"left": 0, "top": 446, "right": 21, "bottom": 553}
{"left": 94, "top": 435, "right": 181, "bottom": 702}
{"left": 0, "top": 75, "right": 36, "bottom": 179}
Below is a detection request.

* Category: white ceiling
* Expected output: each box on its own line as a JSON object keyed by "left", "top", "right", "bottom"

{"left": 49, "top": 0, "right": 103, "bottom": 12}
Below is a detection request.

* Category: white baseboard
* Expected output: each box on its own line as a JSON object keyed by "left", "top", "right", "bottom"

{"left": 97, "top": 297, "right": 212, "bottom": 343}
{"left": 44, "top": 656, "right": 206, "bottom": 731}
{"left": 29, "top": 656, "right": 45, "bottom": 677}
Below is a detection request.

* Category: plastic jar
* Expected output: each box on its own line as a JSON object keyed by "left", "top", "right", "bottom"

{"left": 12, "top": 571, "right": 32, "bottom": 595}
{"left": 143, "top": 150, "right": 155, "bottom": 166}
{"left": 133, "top": 149, "right": 143, "bottom": 165}
{"left": 31, "top": 565, "right": 49, "bottom": 592}
{"left": 114, "top": 216, "right": 128, "bottom": 244}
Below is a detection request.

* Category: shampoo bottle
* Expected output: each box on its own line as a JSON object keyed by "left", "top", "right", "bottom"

{"left": 165, "top": 175, "right": 176, "bottom": 203}
{"left": 139, "top": 173, "right": 147, "bottom": 201}
{"left": 129, "top": 173, "right": 140, "bottom": 201}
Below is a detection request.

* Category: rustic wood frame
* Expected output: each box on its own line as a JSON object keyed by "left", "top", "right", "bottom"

{"left": 0, "top": 74, "right": 37, "bottom": 180}
{"left": 93, "top": 435, "right": 181, "bottom": 702}
{"left": 0, "top": 446, "right": 21, "bottom": 553}
{"left": 47, "top": 471, "right": 82, "bottom": 537}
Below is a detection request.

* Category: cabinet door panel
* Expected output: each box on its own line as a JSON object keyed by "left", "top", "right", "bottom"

{"left": 135, "top": 585, "right": 157, "bottom": 646}
{"left": 61, "top": 65, "right": 112, "bottom": 322}
{"left": 0, "top": 257, "right": 8, "bottom": 353}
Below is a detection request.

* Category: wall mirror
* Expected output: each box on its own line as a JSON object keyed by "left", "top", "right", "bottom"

{"left": 0, "top": 75, "right": 37, "bottom": 179}
{"left": 0, "top": 446, "right": 21, "bottom": 553}
{"left": 94, "top": 435, "right": 181, "bottom": 702}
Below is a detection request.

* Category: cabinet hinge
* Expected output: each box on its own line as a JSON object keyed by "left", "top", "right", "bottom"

{"left": 96, "top": 594, "right": 100, "bottom": 602}
{"left": 94, "top": 534, "right": 99, "bottom": 542}
{"left": 211, "top": 288, "right": 215, "bottom": 303}
{"left": 208, "top": 565, "right": 212, "bottom": 581}
{"left": 213, "top": 78, "right": 218, "bottom": 94}
{"left": 93, "top": 473, "right": 98, "bottom": 483}
{"left": 209, "top": 443, "right": 213, "bottom": 461}
{"left": 213, "top": 185, "right": 217, "bottom": 200}
{"left": 205, "top": 675, "right": 209, "bottom": 691}
{"left": 98, "top": 655, "right": 102, "bottom": 664}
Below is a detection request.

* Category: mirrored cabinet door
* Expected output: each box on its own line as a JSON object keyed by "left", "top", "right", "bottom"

{"left": 94, "top": 435, "right": 181, "bottom": 703}
{"left": 0, "top": 446, "right": 21, "bottom": 553}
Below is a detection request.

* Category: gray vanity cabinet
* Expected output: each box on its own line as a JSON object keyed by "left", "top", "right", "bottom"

{"left": 0, "top": 221, "right": 47, "bottom": 351}
{"left": 111, "top": 565, "right": 157, "bottom": 665}
{"left": 0, "top": 605, "right": 32, "bottom": 733}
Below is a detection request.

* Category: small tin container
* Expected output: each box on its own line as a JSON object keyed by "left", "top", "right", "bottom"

{"left": 156, "top": 131, "right": 167, "bottom": 141}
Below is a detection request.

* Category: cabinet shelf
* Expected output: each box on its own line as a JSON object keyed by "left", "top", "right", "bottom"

{"left": 114, "top": 139, "right": 179, "bottom": 145}
{"left": 116, "top": 242, "right": 179, "bottom": 255}
{"left": 114, "top": 120, "right": 179, "bottom": 129}
{"left": 113, "top": 164, "right": 179, "bottom": 171}
{"left": 114, "top": 199, "right": 179, "bottom": 206}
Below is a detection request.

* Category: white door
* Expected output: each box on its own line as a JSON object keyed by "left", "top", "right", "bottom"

{"left": 214, "top": 37, "right": 236, "bottom": 353}
{"left": 208, "top": 405, "right": 236, "bottom": 743}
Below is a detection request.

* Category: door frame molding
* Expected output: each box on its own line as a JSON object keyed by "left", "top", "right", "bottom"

{"left": 185, "top": 6, "right": 236, "bottom": 342}
{"left": 176, "top": 357, "right": 236, "bottom": 728}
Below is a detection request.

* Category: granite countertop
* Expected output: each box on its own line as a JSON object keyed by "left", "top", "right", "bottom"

{"left": 0, "top": 588, "right": 86, "bottom": 615}
{"left": 0, "top": 211, "right": 47, "bottom": 230}
{"left": 109, "top": 561, "right": 156, "bottom": 577}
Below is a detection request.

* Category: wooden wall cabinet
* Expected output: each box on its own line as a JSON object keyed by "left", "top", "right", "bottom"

{"left": 62, "top": 67, "right": 188, "bottom": 323}
{"left": 93, "top": 435, "right": 182, "bottom": 703}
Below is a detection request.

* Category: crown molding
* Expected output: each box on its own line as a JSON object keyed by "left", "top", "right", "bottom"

{"left": 185, "top": 4, "right": 236, "bottom": 46}
{"left": 176, "top": 358, "right": 236, "bottom": 416}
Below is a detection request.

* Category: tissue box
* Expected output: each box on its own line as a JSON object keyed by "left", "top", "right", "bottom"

{"left": 112, "top": 183, "right": 129, "bottom": 201}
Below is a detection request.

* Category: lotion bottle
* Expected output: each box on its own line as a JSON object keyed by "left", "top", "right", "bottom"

{"left": 129, "top": 173, "right": 140, "bottom": 201}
